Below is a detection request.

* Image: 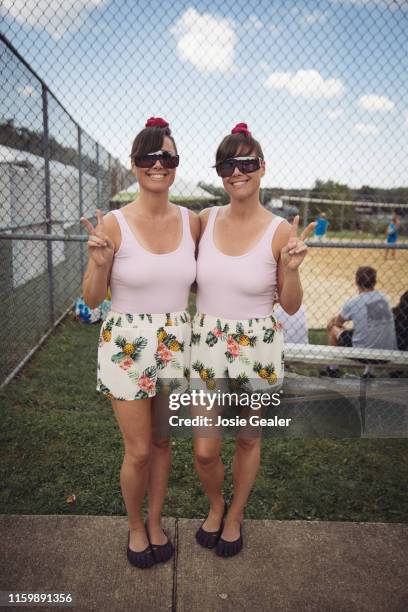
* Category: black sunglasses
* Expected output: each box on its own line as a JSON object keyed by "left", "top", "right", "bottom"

{"left": 132, "top": 149, "right": 179, "bottom": 169}
{"left": 215, "top": 156, "right": 262, "bottom": 178}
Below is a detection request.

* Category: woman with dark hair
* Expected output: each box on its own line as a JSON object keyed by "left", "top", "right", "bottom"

{"left": 80, "top": 117, "right": 199, "bottom": 568}
{"left": 190, "top": 123, "right": 314, "bottom": 557}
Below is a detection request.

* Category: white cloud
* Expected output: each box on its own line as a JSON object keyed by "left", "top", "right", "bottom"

{"left": 357, "top": 94, "right": 395, "bottom": 111}
{"left": 2, "top": 0, "right": 107, "bottom": 39}
{"left": 229, "top": 65, "right": 250, "bottom": 75}
{"left": 264, "top": 69, "right": 344, "bottom": 99}
{"left": 171, "top": 8, "right": 236, "bottom": 73}
{"left": 242, "top": 15, "right": 263, "bottom": 30}
{"left": 16, "top": 85, "right": 37, "bottom": 97}
{"left": 404, "top": 111, "right": 408, "bottom": 126}
{"left": 264, "top": 72, "right": 292, "bottom": 89}
{"left": 354, "top": 123, "right": 380, "bottom": 135}
{"left": 327, "top": 109, "right": 344, "bottom": 120}
{"left": 304, "top": 11, "right": 328, "bottom": 24}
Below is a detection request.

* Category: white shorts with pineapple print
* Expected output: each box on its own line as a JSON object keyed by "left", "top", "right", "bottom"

{"left": 190, "top": 312, "right": 284, "bottom": 393}
{"left": 97, "top": 310, "right": 191, "bottom": 401}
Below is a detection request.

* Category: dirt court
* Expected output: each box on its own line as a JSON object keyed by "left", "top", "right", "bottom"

{"left": 299, "top": 243, "right": 408, "bottom": 329}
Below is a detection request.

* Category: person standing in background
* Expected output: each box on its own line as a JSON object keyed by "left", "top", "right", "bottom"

{"left": 384, "top": 210, "right": 400, "bottom": 260}
{"left": 314, "top": 212, "right": 329, "bottom": 241}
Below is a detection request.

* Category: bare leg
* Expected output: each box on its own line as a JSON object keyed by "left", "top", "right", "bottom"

{"left": 146, "top": 394, "right": 171, "bottom": 544}
{"left": 221, "top": 436, "right": 261, "bottom": 540}
{"left": 111, "top": 397, "right": 152, "bottom": 551}
{"left": 193, "top": 436, "right": 225, "bottom": 530}
{"left": 192, "top": 397, "right": 225, "bottom": 529}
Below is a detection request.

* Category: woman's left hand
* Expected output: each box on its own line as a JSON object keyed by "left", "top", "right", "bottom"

{"left": 281, "top": 215, "right": 316, "bottom": 270}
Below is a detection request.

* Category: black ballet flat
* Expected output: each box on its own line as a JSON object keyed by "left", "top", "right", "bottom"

{"left": 195, "top": 500, "right": 228, "bottom": 549}
{"left": 145, "top": 523, "right": 174, "bottom": 564}
{"left": 215, "top": 523, "right": 243, "bottom": 557}
{"left": 126, "top": 530, "right": 155, "bottom": 569}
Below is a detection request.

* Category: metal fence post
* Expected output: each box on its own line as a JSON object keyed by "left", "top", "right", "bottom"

{"left": 303, "top": 200, "right": 309, "bottom": 228}
{"left": 78, "top": 125, "right": 85, "bottom": 277}
{"left": 42, "top": 84, "right": 55, "bottom": 325}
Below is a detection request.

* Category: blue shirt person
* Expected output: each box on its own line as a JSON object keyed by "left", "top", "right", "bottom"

{"left": 324, "top": 266, "right": 397, "bottom": 378}
{"left": 386, "top": 221, "right": 399, "bottom": 244}
{"left": 314, "top": 213, "right": 329, "bottom": 240}
{"left": 385, "top": 211, "right": 400, "bottom": 260}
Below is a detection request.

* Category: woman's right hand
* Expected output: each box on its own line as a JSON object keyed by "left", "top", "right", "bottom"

{"left": 80, "top": 209, "right": 115, "bottom": 268}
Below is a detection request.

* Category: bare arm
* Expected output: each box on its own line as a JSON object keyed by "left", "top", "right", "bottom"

{"left": 327, "top": 313, "right": 346, "bottom": 329}
{"left": 274, "top": 216, "right": 316, "bottom": 315}
{"left": 82, "top": 259, "right": 112, "bottom": 309}
{"left": 80, "top": 210, "right": 115, "bottom": 308}
{"left": 277, "top": 262, "right": 303, "bottom": 316}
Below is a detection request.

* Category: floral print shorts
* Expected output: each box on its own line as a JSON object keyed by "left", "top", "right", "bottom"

{"left": 190, "top": 312, "right": 284, "bottom": 393}
{"left": 97, "top": 310, "right": 191, "bottom": 401}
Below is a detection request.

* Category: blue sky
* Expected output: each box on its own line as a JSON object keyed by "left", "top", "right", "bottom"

{"left": 1, "top": 0, "right": 408, "bottom": 188}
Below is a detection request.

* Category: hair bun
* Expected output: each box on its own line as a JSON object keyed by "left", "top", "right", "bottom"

{"left": 145, "top": 116, "right": 169, "bottom": 128}
{"left": 231, "top": 122, "right": 251, "bottom": 136}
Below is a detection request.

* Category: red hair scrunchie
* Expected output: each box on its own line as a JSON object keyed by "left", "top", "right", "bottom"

{"left": 231, "top": 122, "right": 251, "bottom": 136}
{"left": 145, "top": 116, "right": 169, "bottom": 128}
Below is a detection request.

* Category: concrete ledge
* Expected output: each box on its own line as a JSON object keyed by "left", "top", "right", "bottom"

{"left": 176, "top": 519, "right": 408, "bottom": 612}
{"left": 0, "top": 515, "right": 175, "bottom": 611}
{"left": 1, "top": 516, "right": 407, "bottom": 612}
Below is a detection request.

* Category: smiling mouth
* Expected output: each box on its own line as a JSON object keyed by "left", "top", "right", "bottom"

{"left": 230, "top": 179, "right": 249, "bottom": 186}
{"left": 147, "top": 172, "right": 168, "bottom": 180}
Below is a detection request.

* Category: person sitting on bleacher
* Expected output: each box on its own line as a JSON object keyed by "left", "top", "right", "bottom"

{"left": 323, "top": 266, "right": 397, "bottom": 378}
{"left": 393, "top": 290, "right": 408, "bottom": 351}
{"left": 388, "top": 290, "right": 408, "bottom": 378}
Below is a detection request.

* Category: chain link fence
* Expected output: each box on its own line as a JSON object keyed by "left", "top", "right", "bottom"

{"left": 0, "top": 35, "right": 134, "bottom": 384}
{"left": 1, "top": 2, "right": 408, "bottom": 385}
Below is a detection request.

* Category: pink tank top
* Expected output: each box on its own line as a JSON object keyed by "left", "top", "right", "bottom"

{"left": 108, "top": 206, "right": 196, "bottom": 314}
{"left": 196, "top": 206, "right": 285, "bottom": 319}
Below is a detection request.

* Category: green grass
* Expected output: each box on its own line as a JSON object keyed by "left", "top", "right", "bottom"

{"left": 0, "top": 314, "right": 407, "bottom": 522}
{"left": 309, "top": 328, "right": 327, "bottom": 346}
{"left": 111, "top": 192, "right": 216, "bottom": 206}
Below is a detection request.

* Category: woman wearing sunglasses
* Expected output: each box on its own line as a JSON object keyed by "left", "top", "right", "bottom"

{"left": 80, "top": 117, "right": 199, "bottom": 568}
{"left": 191, "top": 122, "right": 314, "bottom": 557}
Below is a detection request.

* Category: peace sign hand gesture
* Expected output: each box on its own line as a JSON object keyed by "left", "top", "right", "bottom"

{"left": 80, "top": 209, "right": 115, "bottom": 268}
{"left": 281, "top": 215, "right": 316, "bottom": 270}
